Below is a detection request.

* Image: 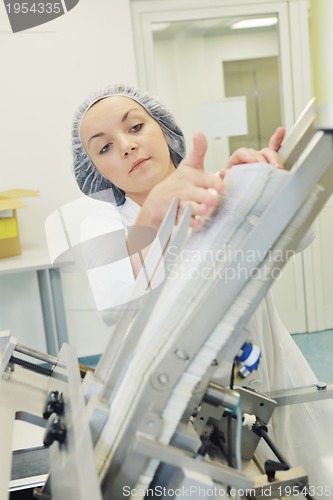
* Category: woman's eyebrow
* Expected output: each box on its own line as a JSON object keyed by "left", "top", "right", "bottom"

{"left": 121, "top": 108, "right": 142, "bottom": 122}
{"left": 88, "top": 132, "right": 105, "bottom": 147}
{"left": 87, "top": 108, "right": 142, "bottom": 147}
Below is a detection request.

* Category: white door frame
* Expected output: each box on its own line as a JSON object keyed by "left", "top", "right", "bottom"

{"left": 131, "top": 0, "right": 312, "bottom": 130}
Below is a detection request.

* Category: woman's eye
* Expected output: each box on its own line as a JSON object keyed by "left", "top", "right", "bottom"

{"left": 99, "top": 143, "right": 112, "bottom": 154}
{"left": 131, "top": 123, "right": 143, "bottom": 133}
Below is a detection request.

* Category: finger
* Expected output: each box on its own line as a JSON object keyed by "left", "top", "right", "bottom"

{"left": 179, "top": 165, "right": 224, "bottom": 195}
{"left": 178, "top": 200, "right": 209, "bottom": 218}
{"left": 226, "top": 148, "right": 267, "bottom": 168}
{"left": 218, "top": 168, "right": 227, "bottom": 180}
{"left": 268, "top": 127, "right": 285, "bottom": 152}
{"left": 177, "top": 202, "right": 206, "bottom": 228}
{"left": 178, "top": 196, "right": 221, "bottom": 230}
{"left": 184, "top": 132, "right": 208, "bottom": 170}
{"left": 177, "top": 185, "right": 220, "bottom": 210}
{"left": 198, "top": 174, "right": 224, "bottom": 195}
{"left": 259, "top": 147, "right": 284, "bottom": 169}
{"left": 192, "top": 215, "right": 207, "bottom": 230}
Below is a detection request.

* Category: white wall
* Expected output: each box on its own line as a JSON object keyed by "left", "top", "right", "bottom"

{"left": 0, "top": 0, "right": 138, "bottom": 355}
{"left": 0, "top": 0, "right": 137, "bottom": 248}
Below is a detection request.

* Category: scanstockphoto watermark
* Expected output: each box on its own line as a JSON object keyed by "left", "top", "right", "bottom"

{"left": 123, "top": 485, "right": 257, "bottom": 497}
{"left": 166, "top": 244, "right": 296, "bottom": 283}
{"left": 4, "top": 0, "right": 80, "bottom": 33}
{"left": 123, "top": 485, "right": 333, "bottom": 498}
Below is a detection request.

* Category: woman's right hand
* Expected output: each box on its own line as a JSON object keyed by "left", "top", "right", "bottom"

{"left": 140, "top": 132, "right": 224, "bottom": 230}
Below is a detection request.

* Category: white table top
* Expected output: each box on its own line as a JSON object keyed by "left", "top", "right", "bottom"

{"left": 0, "top": 244, "right": 53, "bottom": 275}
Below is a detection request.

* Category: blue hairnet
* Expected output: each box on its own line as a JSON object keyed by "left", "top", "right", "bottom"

{"left": 72, "top": 84, "right": 186, "bottom": 206}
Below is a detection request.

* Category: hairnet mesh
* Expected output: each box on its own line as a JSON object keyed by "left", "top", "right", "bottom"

{"left": 72, "top": 83, "right": 186, "bottom": 206}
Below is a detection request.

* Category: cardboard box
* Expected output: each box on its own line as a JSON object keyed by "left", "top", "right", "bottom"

{"left": 0, "top": 189, "right": 38, "bottom": 259}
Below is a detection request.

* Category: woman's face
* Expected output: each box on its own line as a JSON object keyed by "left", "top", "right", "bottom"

{"left": 80, "top": 95, "right": 175, "bottom": 205}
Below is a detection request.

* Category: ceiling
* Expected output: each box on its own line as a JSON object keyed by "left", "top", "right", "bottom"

{"left": 152, "top": 15, "right": 278, "bottom": 41}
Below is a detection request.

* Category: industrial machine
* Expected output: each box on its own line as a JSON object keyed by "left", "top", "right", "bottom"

{"left": 1, "top": 101, "right": 333, "bottom": 500}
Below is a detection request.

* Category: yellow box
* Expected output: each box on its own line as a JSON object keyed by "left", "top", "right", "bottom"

{"left": 0, "top": 189, "right": 38, "bottom": 259}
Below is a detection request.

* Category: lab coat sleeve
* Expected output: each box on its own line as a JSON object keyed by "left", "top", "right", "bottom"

{"left": 294, "top": 221, "right": 316, "bottom": 253}
{"left": 80, "top": 207, "right": 143, "bottom": 324}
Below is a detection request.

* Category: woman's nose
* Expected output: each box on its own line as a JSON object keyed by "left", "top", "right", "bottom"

{"left": 120, "top": 135, "right": 138, "bottom": 157}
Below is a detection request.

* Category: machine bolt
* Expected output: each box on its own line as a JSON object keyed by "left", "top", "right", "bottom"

{"left": 175, "top": 348, "right": 189, "bottom": 361}
{"left": 157, "top": 373, "right": 169, "bottom": 385}
{"left": 43, "top": 414, "right": 67, "bottom": 447}
{"left": 43, "top": 390, "right": 64, "bottom": 419}
{"left": 3, "top": 365, "right": 13, "bottom": 380}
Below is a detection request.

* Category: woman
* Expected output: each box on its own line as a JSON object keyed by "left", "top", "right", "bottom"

{"left": 73, "top": 84, "right": 284, "bottom": 303}
{"left": 72, "top": 84, "right": 332, "bottom": 492}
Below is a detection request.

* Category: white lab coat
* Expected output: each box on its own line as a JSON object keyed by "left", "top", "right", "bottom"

{"left": 82, "top": 194, "right": 333, "bottom": 494}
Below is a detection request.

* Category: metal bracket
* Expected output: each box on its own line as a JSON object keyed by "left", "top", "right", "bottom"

{"left": 267, "top": 382, "right": 333, "bottom": 406}
{"left": 133, "top": 435, "right": 253, "bottom": 490}
{"left": 0, "top": 330, "right": 17, "bottom": 377}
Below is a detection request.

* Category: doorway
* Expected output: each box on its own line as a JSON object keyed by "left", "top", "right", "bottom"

{"left": 223, "top": 56, "right": 282, "bottom": 153}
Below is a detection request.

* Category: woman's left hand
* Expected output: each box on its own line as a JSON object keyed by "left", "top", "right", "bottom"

{"left": 225, "top": 126, "right": 285, "bottom": 170}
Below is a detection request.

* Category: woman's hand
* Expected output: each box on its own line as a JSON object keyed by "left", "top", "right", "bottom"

{"left": 136, "top": 127, "right": 286, "bottom": 230}
{"left": 140, "top": 132, "right": 224, "bottom": 230}
{"left": 128, "top": 133, "right": 222, "bottom": 276}
{"left": 225, "top": 127, "right": 285, "bottom": 170}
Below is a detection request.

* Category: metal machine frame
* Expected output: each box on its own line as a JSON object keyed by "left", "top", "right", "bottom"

{"left": 1, "top": 102, "right": 333, "bottom": 500}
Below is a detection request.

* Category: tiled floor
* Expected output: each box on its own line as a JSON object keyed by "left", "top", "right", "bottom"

{"left": 292, "top": 329, "right": 333, "bottom": 382}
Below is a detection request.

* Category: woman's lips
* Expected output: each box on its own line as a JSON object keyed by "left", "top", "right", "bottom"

{"left": 130, "top": 157, "right": 150, "bottom": 172}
